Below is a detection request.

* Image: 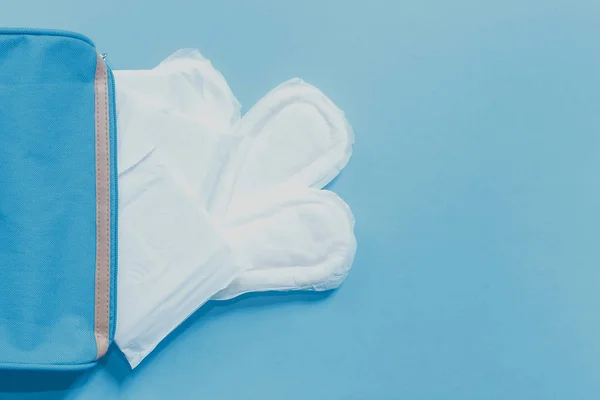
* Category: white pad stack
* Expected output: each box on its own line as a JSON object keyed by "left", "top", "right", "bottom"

{"left": 114, "top": 50, "right": 356, "bottom": 368}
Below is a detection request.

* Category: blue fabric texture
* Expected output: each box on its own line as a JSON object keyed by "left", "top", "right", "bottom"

{"left": 0, "top": 29, "right": 117, "bottom": 369}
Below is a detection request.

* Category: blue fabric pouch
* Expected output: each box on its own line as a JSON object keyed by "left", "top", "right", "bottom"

{"left": 0, "top": 29, "right": 118, "bottom": 370}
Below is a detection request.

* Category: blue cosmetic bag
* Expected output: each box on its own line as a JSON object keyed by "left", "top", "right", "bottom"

{"left": 0, "top": 29, "right": 118, "bottom": 370}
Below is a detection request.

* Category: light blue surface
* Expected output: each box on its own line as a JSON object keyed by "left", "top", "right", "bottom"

{"left": 2, "top": 0, "right": 600, "bottom": 398}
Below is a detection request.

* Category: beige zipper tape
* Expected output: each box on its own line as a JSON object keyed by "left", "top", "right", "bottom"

{"left": 93, "top": 53, "right": 111, "bottom": 360}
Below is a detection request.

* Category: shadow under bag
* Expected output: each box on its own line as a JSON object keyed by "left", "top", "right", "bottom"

{"left": 0, "top": 29, "right": 118, "bottom": 370}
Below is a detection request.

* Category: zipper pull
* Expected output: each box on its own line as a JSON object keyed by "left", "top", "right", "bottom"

{"left": 100, "top": 53, "right": 113, "bottom": 70}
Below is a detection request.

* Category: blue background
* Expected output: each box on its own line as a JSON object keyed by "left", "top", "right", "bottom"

{"left": 2, "top": 0, "right": 600, "bottom": 398}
